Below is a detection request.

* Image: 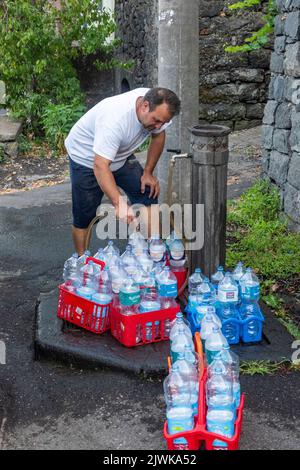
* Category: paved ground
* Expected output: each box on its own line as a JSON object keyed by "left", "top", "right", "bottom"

{"left": 0, "top": 126, "right": 300, "bottom": 450}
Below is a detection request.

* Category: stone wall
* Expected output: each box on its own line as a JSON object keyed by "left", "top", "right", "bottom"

{"left": 198, "top": 0, "right": 272, "bottom": 131}
{"left": 114, "top": 0, "right": 158, "bottom": 89}
{"left": 262, "top": 0, "right": 300, "bottom": 231}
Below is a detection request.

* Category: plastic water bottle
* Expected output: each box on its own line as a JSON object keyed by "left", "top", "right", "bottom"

{"left": 79, "top": 260, "right": 100, "bottom": 289}
{"left": 215, "top": 345, "right": 240, "bottom": 407}
{"left": 194, "top": 284, "right": 217, "bottom": 328}
{"left": 149, "top": 234, "right": 166, "bottom": 263}
{"left": 93, "top": 247, "right": 107, "bottom": 263}
{"left": 205, "top": 325, "right": 228, "bottom": 365}
{"left": 173, "top": 352, "right": 199, "bottom": 417}
{"left": 232, "top": 261, "right": 245, "bottom": 283}
{"left": 211, "top": 266, "right": 225, "bottom": 290}
{"left": 218, "top": 272, "right": 239, "bottom": 305}
{"left": 239, "top": 268, "right": 262, "bottom": 339}
{"left": 164, "top": 364, "right": 192, "bottom": 409}
{"left": 200, "top": 314, "right": 221, "bottom": 351}
{"left": 239, "top": 268, "right": 260, "bottom": 302}
{"left": 167, "top": 406, "right": 194, "bottom": 450}
{"left": 139, "top": 248, "right": 154, "bottom": 273}
{"left": 170, "top": 325, "right": 195, "bottom": 364}
{"left": 200, "top": 306, "right": 222, "bottom": 330}
{"left": 139, "top": 291, "right": 161, "bottom": 313}
{"left": 206, "top": 409, "right": 234, "bottom": 449}
{"left": 76, "top": 250, "right": 91, "bottom": 273}
{"left": 63, "top": 253, "right": 79, "bottom": 290}
{"left": 119, "top": 276, "right": 141, "bottom": 308}
{"left": 165, "top": 230, "right": 179, "bottom": 252}
{"left": 103, "top": 240, "right": 120, "bottom": 257}
{"left": 206, "top": 367, "right": 235, "bottom": 414}
{"left": 91, "top": 292, "right": 112, "bottom": 331}
{"left": 207, "top": 357, "right": 240, "bottom": 409}
{"left": 170, "top": 313, "right": 193, "bottom": 344}
{"left": 110, "top": 260, "right": 127, "bottom": 294}
{"left": 156, "top": 267, "right": 178, "bottom": 306}
{"left": 188, "top": 268, "right": 204, "bottom": 297}
{"left": 169, "top": 238, "right": 185, "bottom": 268}
{"left": 121, "top": 244, "right": 136, "bottom": 266}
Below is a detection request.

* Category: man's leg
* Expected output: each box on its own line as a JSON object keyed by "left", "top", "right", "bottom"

{"left": 72, "top": 226, "right": 88, "bottom": 256}
{"left": 69, "top": 157, "right": 104, "bottom": 255}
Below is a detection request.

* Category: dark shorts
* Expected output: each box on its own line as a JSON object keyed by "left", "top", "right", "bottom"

{"left": 69, "top": 155, "right": 158, "bottom": 229}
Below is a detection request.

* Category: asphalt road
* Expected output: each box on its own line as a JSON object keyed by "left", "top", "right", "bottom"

{"left": 0, "top": 183, "right": 299, "bottom": 450}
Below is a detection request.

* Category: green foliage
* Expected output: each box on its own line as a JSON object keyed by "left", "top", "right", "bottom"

{"left": 0, "top": 0, "right": 125, "bottom": 151}
{"left": 240, "top": 360, "right": 285, "bottom": 375}
{"left": 225, "top": 0, "right": 277, "bottom": 53}
{"left": 226, "top": 179, "right": 300, "bottom": 287}
{"left": 18, "top": 135, "right": 32, "bottom": 155}
{"left": 42, "top": 102, "right": 86, "bottom": 155}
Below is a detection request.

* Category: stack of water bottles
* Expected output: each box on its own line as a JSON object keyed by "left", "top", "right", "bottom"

{"left": 185, "top": 263, "right": 265, "bottom": 345}
{"left": 163, "top": 310, "right": 244, "bottom": 451}
{"left": 59, "top": 231, "right": 187, "bottom": 342}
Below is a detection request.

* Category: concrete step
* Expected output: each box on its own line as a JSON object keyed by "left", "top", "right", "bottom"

{"left": 0, "top": 115, "right": 23, "bottom": 142}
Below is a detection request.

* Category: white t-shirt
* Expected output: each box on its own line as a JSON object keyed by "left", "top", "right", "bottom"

{"left": 65, "top": 88, "right": 171, "bottom": 172}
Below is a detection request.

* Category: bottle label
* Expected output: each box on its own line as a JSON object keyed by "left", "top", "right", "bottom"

{"left": 206, "top": 419, "right": 234, "bottom": 448}
{"left": 119, "top": 290, "right": 141, "bottom": 306}
{"left": 158, "top": 282, "right": 178, "bottom": 298}
{"left": 150, "top": 247, "right": 165, "bottom": 262}
{"left": 170, "top": 247, "right": 185, "bottom": 261}
{"left": 218, "top": 290, "right": 238, "bottom": 303}
{"left": 167, "top": 417, "right": 194, "bottom": 445}
{"left": 241, "top": 285, "right": 260, "bottom": 300}
{"left": 206, "top": 349, "right": 221, "bottom": 365}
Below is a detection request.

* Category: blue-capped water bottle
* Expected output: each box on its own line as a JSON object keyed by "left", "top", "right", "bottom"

{"left": 156, "top": 266, "right": 178, "bottom": 308}
{"left": 187, "top": 268, "right": 205, "bottom": 314}
{"left": 218, "top": 272, "right": 239, "bottom": 305}
{"left": 169, "top": 312, "right": 193, "bottom": 344}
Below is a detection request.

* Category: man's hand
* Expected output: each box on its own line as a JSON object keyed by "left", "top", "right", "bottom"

{"left": 115, "top": 198, "right": 136, "bottom": 225}
{"left": 141, "top": 170, "right": 160, "bottom": 199}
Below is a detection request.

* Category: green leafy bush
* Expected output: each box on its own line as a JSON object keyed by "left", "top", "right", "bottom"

{"left": 42, "top": 102, "right": 86, "bottom": 155}
{"left": 226, "top": 179, "right": 300, "bottom": 287}
{"left": 0, "top": 0, "right": 124, "bottom": 151}
{"left": 225, "top": 0, "right": 277, "bottom": 53}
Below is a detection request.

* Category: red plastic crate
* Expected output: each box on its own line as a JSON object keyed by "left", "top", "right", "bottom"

{"left": 57, "top": 257, "right": 111, "bottom": 334}
{"left": 163, "top": 333, "right": 245, "bottom": 450}
{"left": 57, "top": 284, "right": 112, "bottom": 334}
{"left": 110, "top": 303, "right": 180, "bottom": 347}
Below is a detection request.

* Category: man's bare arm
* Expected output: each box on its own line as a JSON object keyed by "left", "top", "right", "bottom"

{"left": 93, "top": 154, "right": 135, "bottom": 223}
{"left": 144, "top": 131, "right": 166, "bottom": 174}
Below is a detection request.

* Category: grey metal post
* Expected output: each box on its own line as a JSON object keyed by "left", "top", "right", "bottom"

{"left": 189, "top": 125, "right": 231, "bottom": 278}
{"left": 157, "top": 0, "right": 199, "bottom": 206}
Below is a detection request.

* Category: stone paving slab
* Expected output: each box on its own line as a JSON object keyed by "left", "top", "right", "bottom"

{"left": 35, "top": 288, "right": 295, "bottom": 376}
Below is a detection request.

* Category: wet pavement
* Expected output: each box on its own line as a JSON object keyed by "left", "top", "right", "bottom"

{"left": 0, "top": 126, "right": 300, "bottom": 450}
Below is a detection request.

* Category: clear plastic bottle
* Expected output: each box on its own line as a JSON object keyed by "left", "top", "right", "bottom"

{"left": 239, "top": 268, "right": 260, "bottom": 302}
{"left": 156, "top": 266, "right": 178, "bottom": 305}
{"left": 211, "top": 266, "right": 225, "bottom": 290}
{"left": 232, "top": 261, "right": 245, "bottom": 283}
{"left": 188, "top": 268, "right": 204, "bottom": 295}
{"left": 169, "top": 313, "right": 193, "bottom": 344}
{"left": 200, "top": 306, "right": 222, "bottom": 330}
{"left": 200, "top": 314, "right": 220, "bottom": 351}
{"left": 119, "top": 276, "right": 141, "bottom": 308}
{"left": 138, "top": 248, "right": 154, "bottom": 273}
{"left": 76, "top": 250, "right": 91, "bottom": 274}
{"left": 91, "top": 292, "right": 113, "bottom": 331}
{"left": 170, "top": 325, "right": 195, "bottom": 364}
{"left": 218, "top": 272, "right": 239, "bottom": 305}
{"left": 139, "top": 291, "right": 161, "bottom": 313}
{"left": 63, "top": 253, "right": 79, "bottom": 290}
{"left": 167, "top": 406, "right": 194, "bottom": 450}
{"left": 206, "top": 409, "right": 234, "bottom": 449}
{"left": 194, "top": 284, "right": 217, "bottom": 327}
{"left": 239, "top": 268, "right": 262, "bottom": 339}
{"left": 206, "top": 366, "right": 235, "bottom": 414}
{"left": 110, "top": 260, "right": 127, "bottom": 295}
{"left": 204, "top": 325, "right": 228, "bottom": 365}
{"left": 79, "top": 260, "right": 100, "bottom": 289}
{"left": 169, "top": 238, "right": 186, "bottom": 268}
{"left": 149, "top": 234, "right": 166, "bottom": 263}
{"left": 93, "top": 248, "right": 107, "bottom": 263}
{"left": 121, "top": 244, "right": 137, "bottom": 268}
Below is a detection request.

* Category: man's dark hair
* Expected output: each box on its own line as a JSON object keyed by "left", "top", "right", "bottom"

{"left": 143, "top": 87, "right": 181, "bottom": 116}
